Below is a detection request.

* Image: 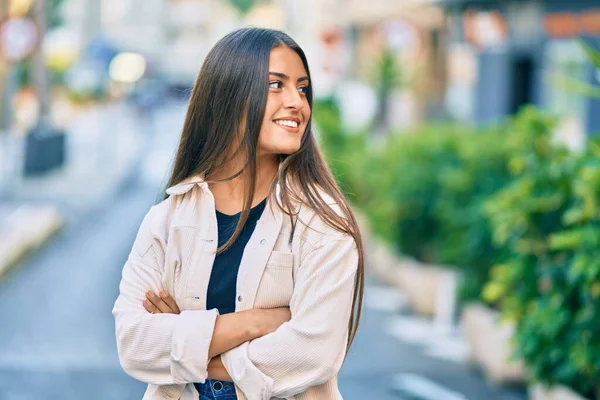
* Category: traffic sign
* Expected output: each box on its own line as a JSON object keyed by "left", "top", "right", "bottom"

{"left": 0, "top": 17, "right": 39, "bottom": 63}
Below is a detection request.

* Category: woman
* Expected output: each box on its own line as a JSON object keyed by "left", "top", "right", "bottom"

{"left": 113, "top": 27, "right": 364, "bottom": 400}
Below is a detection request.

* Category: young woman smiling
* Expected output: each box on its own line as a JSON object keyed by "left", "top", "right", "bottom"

{"left": 113, "top": 28, "right": 364, "bottom": 400}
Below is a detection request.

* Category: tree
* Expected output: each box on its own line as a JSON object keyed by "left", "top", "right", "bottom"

{"left": 228, "top": 0, "right": 254, "bottom": 14}
{"left": 550, "top": 39, "right": 600, "bottom": 99}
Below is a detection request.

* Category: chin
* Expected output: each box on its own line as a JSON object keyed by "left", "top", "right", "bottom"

{"left": 258, "top": 146, "right": 299, "bottom": 157}
{"left": 279, "top": 143, "right": 302, "bottom": 155}
{"left": 279, "top": 149, "right": 299, "bottom": 156}
{"left": 261, "top": 141, "right": 302, "bottom": 156}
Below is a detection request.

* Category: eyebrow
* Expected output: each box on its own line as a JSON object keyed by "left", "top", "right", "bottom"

{"left": 269, "top": 71, "right": 310, "bottom": 83}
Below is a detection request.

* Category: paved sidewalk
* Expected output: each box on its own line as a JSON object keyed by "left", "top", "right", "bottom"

{"left": 339, "top": 279, "right": 528, "bottom": 400}
{"left": 0, "top": 101, "right": 187, "bottom": 400}
{"left": 348, "top": 215, "right": 529, "bottom": 400}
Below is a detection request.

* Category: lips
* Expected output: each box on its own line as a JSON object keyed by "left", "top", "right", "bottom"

{"left": 273, "top": 116, "right": 301, "bottom": 123}
{"left": 273, "top": 116, "right": 303, "bottom": 133}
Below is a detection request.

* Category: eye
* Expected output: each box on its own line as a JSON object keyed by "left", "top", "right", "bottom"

{"left": 269, "top": 81, "right": 282, "bottom": 89}
{"left": 298, "top": 86, "right": 309, "bottom": 95}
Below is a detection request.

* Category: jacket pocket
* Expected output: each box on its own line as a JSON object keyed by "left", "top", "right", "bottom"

{"left": 266, "top": 250, "right": 295, "bottom": 269}
{"left": 254, "top": 251, "right": 295, "bottom": 308}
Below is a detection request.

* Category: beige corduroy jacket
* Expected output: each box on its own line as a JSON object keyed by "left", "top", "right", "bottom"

{"left": 112, "top": 175, "right": 359, "bottom": 400}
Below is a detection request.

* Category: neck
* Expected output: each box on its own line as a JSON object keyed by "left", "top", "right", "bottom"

{"left": 207, "top": 154, "right": 279, "bottom": 211}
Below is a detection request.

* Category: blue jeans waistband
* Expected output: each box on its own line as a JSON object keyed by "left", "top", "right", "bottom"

{"left": 194, "top": 379, "right": 237, "bottom": 399}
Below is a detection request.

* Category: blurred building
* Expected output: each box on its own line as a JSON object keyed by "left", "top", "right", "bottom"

{"left": 344, "top": 0, "right": 447, "bottom": 125}
{"left": 161, "top": 0, "right": 242, "bottom": 88}
{"left": 288, "top": 0, "right": 447, "bottom": 130}
{"left": 61, "top": 0, "right": 243, "bottom": 88}
{"left": 439, "top": 0, "right": 600, "bottom": 138}
{"left": 58, "top": 0, "right": 449, "bottom": 129}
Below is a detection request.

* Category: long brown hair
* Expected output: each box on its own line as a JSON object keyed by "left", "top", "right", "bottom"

{"left": 164, "top": 28, "right": 364, "bottom": 350}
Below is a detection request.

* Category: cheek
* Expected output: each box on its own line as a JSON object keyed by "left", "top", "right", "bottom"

{"left": 304, "top": 104, "right": 312, "bottom": 122}
{"left": 258, "top": 123, "right": 302, "bottom": 154}
{"left": 258, "top": 124, "right": 280, "bottom": 151}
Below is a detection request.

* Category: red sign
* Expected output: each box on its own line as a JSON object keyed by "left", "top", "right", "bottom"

{"left": 544, "top": 9, "right": 600, "bottom": 37}
{"left": 463, "top": 11, "right": 508, "bottom": 48}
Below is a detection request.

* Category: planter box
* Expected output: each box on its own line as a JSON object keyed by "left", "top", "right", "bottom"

{"left": 0, "top": 232, "right": 30, "bottom": 276}
{"left": 529, "top": 384, "right": 589, "bottom": 400}
{"left": 461, "top": 303, "right": 526, "bottom": 384}
{"left": 395, "top": 260, "right": 449, "bottom": 316}
{"left": 366, "top": 239, "right": 406, "bottom": 287}
{"left": 359, "top": 212, "right": 457, "bottom": 324}
{"left": 366, "top": 237, "right": 457, "bottom": 317}
{"left": 367, "top": 239, "right": 438, "bottom": 314}
{"left": 9, "top": 206, "right": 63, "bottom": 247}
{"left": 0, "top": 205, "right": 63, "bottom": 278}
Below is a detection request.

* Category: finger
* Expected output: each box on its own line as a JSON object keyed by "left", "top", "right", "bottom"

{"left": 143, "top": 299, "right": 160, "bottom": 314}
{"left": 146, "top": 293, "right": 170, "bottom": 313}
{"left": 159, "top": 289, "right": 180, "bottom": 314}
{"left": 146, "top": 290, "right": 173, "bottom": 314}
{"left": 151, "top": 290, "right": 178, "bottom": 314}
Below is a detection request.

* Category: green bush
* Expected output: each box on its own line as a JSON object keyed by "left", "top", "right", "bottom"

{"left": 313, "top": 97, "right": 368, "bottom": 204}
{"left": 484, "top": 108, "right": 600, "bottom": 398}
{"left": 434, "top": 124, "right": 513, "bottom": 299}
{"left": 314, "top": 95, "right": 600, "bottom": 397}
{"left": 314, "top": 97, "right": 514, "bottom": 301}
{"left": 361, "top": 123, "right": 512, "bottom": 300}
{"left": 364, "top": 124, "right": 462, "bottom": 263}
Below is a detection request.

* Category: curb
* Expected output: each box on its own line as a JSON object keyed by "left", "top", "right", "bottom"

{"left": 529, "top": 384, "right": 590, "bottom": 400}
{"left": 359, "top": 213, "right": 457, "bottom": 317}
{"left": 0, "top": 205, "right": 64, "bottom": 280}
{"left": 358, "top": 212, "right": 528, "bottom": 385}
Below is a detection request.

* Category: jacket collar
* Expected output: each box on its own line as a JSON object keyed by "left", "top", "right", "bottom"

{"left": 165, "top": 174, "right": 207, "bottom": 196}
{"left": 166, "top": 173, "right": 284, "bottom": 202}
{"left": 165, "top": 173, "right": 300, "bottom": 217}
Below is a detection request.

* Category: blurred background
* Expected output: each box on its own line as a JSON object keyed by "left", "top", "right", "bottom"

{"left": 1, "top": 0, "right": 600, "bottom": 399}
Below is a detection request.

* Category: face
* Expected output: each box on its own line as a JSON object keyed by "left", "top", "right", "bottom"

{"left": 258, "top": 46, "right": 311, "bottom": 157}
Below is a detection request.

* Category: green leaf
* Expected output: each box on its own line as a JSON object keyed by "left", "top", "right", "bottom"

{"left": 228, "top": 0, "right": 254, "bottom": 14}
{"left": 546, "top": 72, "right": 600, "bottom": 100}
{"left": 577, "top": 38, "right": 600, "bottom": 70}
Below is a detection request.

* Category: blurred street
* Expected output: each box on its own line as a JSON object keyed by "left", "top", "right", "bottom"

{"left": 2, "top": 0, "right": 600, "bottom": 399}
{"left": 0, "top": 102, "right": 527, "bottom": 400}
{"left": 0, "top": 101, "right": 183, "bottom": 399}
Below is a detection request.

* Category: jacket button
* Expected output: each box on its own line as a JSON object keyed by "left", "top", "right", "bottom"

{"left": 237, "top": 295, "right": 242, "bottom": 302}
{"left": 260, "top": 239, "right": 266, "bottom": 245}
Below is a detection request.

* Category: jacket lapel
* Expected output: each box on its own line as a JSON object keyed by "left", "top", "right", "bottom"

{"left": 236, "top": 198, "right": 283, "bottom": 311}
{"left": 170, "top": 180, "right": 218, "bottom": 311}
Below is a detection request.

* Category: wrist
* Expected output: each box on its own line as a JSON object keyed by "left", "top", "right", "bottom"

{"left": 241, "top": 309, "right": 264, "bottom": 339}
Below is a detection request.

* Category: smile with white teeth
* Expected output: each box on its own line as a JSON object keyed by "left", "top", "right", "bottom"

{"left": 275, "top": 119, "right": 299, "bottom": 128}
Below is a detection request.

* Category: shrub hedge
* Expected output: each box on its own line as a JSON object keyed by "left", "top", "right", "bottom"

{"left": 313, "top": 99, "right": 600, "bottom": 398}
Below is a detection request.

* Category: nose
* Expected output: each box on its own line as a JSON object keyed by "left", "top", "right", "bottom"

{"left": 284, "top": 87, "right": 304, "bottom": 111}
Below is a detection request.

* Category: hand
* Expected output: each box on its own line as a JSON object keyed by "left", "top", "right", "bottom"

{"left": 252, "top": 307, "right": 291, "bottom": 337}
{"left": 207, "top": 356, "right": 233, "bottom": 381}
{"left": 143, "top": 289, "right": 180, "bottom": 314}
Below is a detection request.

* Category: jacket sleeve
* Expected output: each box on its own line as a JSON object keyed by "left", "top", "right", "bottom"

{"left": 112, "top": 205, "right": 219, "bottom": 385}
{"left": 220, "top": 235, "right": 359, "bottom": 400}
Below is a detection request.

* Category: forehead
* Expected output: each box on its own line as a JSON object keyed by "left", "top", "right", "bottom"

{"left": 269, "top": 46, "right": 307, "bottom": 76}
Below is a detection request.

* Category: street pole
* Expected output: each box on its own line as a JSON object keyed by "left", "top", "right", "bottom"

{"left": 31, "top": 0, "right": 50, "bottom": 127}
{"left": 0, "top": 0, "right": 12, "bottom": 132}
{"left": 0, "top": 0, "right": 12, "bottom": 199}
{"left": 23, "top": 0, "right": 66, "bottom": 177}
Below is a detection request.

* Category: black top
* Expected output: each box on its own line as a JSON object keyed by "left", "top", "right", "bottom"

{"left": 205, "top": 198, "right": 267, "bottom": 315}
